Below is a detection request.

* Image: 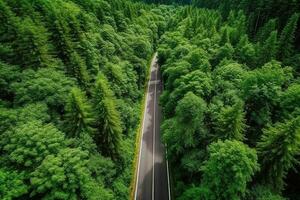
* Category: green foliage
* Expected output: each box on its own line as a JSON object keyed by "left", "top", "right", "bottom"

{"left": 0, "top": 103, "right": 50, "bottom": 134}
{"left": 257, "top": 117, "right": 300, "bottom": 191}
{"left": 93, "top": 74, "right": 122, "bottom": 159}
{"left": 1, "top": 0, "right": 300, "bottom": 199}
{"left": 0, "top": 61, "right": 19, "bottom": 101}
{"left": 163, "top": 92, "right": 207, "bottom": 155}
{"left": 256, "top": 19, "right": 277, "bottom": 42}
{"left": 201, "top": 140, "right": 259, "bottom": 200}
{"left": 157, "top": 3, "right": 300, "bottom": 199}
{"left": 67, "top": 52, "right": 90, "bottom": 90}
{"left": 278, "top": 13, "right": 299, "bottom": 60}
{"left": 12, "top": 18, "right": 54, "bottom": 69}
{"left": 163, "top": 70, "right": 212, "bottom": 116}
{"left": 178, "top": 186, "right": 204, "bottom": 200}
{"left": 235, "top": 35, "right": 256, "bottom": 67}
{"left": 213, "top": 62, "right": 246, "bottom": 92}
{"left": 247, "top": 185, "right": 287, "bottom": 200}
{"left": 210, "top": 100, "right": 246, "bottom": 141}
{"left": 0, "top": 0, "right": 164, "bottom": 199}
{"left": 0, "top": 169, "right": 28, "bottom": 200}
{"left": 1, "top": 120, "right": 66, "bottom": 169}
{"left": 64, "top": 87, "right": 95, "bottom": 137}
{"left": 258, "top": 31, "right": 278, "bottom": 65}
{"left": 11, "top": 68, "right": 75, "bottom": 108}
{"left": 280, "top": 83, "right": 300, "bottom": 118}
{"left": 241, "top": 61, "right": 292, "bottom": 137}
{"left": 31, "top": 147, "right": 113, "bottom": 200}
{"left": 176, "top": 92, "right": 206, "bottom": 127}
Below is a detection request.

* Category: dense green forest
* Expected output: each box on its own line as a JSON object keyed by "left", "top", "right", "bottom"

{"left": 0, "top": 0, "right": 170, "bottom": 199}
{"left": 0, "top": 0, "right": 300, "bottom": 199}
{"left": 157, "top": 2, "right": 300, "bottom": 200}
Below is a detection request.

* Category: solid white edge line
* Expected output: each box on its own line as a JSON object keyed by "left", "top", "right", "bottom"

{"left": 134, "top": 53, "right": 157, "bottom": 200}
{"left": 152, "top": 56, "right": 158, "bottom": 200}
{"left": 166, "top": 147, "right": 171, "bottom": 200}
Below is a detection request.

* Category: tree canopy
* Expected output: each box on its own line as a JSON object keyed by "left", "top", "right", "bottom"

{"left": 1, "top": 0, "right": 300, "bottom": 199}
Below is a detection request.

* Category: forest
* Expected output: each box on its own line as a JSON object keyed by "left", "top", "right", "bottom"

{"left": 0, "top": 0, "right": 170, "bottom": 199}
{"left": 0, "top": 0, "right": 299, "bottom": 200}
{"left": 157, "top": 1, "right": 300, "bottom": 200}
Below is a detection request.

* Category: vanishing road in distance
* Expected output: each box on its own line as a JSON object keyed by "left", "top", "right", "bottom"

{"left": 134, "top": 53, "right": 171, "bottom": 200}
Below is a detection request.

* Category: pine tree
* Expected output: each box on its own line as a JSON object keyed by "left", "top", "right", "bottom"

{"left": 0, "top": 0, "right": 18, "bottom": 43}
{"left": 279, "top": 13, "right": 299, "bottom": 60}
{"left": 64, "top": 87, "right": 95, "bottom": 137}
{"left": 259, "top": 30, "right": 278, "bottom": 65}
{"left": 212, "top": 101, "right": 246, "bottom": 141}
{"left": 257, "top": 116, "right": 300, "bottom": 192}
{"left": 256, "top": 19, "right": 277, "bottom": 43}
{"left": 93, "top": 74, "right": 122, "bottom": 159}
{"left": 220, "top": 26, "right": 230, "bottom": 45}
{"left": 12, "top": 18, "right": 53, "bottom": 69}
{"left": 68, "top": 52, "right": 90, "bottom": 90}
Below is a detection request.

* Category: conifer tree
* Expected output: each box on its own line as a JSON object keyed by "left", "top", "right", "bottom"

{"left": 64, "top": 87, "right": 95, "bottom": 137}
{"left": 212, "top": 101, "right": 246, "bottom": 141}
{"left": 0, "top": 0, "right": 19, "bottom": 45}
{"left": 257, "top": 117, "right": 300, "bottom": 192}
{"left": 256, "top": 19, "right": 277, "bottom": 43}
{"left": 68, "top": 52, "right": 90, "bottom": 90}
{"left": 93, "top": 74, "right": 122, "bottom": 159}
{"left": 220, "top": 26, "right": 230, "bottom": 45}
{"left": 13, "top": 18, "right": 53, "bottom": 69}
{"left": 279, "top": 13, "right": 299, "bottom": 60}
{"left": 259, "top": 30, "right": 278, "bottom": 65}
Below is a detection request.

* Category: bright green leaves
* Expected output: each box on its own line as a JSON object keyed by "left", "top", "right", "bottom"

{"left": 2, "top": 121, "right": 65, "bottom": 169}
{"left": 11, "top": 68, "right": 74, "bottom": 108}
{"left": 162, "top": 92, "right": 207, "bottom": 177}
{"left": 0, "top": 0, "right": 165, "bottom": 199}
{"left": 13, "top": 18, "right": 53, "bottom": 69}
{"left": 64, "top": 87, "right": 95, "bottom": 137}
{"left": 0, "top": 119, "right": 114, "bottom": 200}
{"left": 0, "top": 169, "right": 28, "bottom": 200}
{"left": 242, "top": 61, "right": 292, "bottom": 130}
{"left": 31, "top": 148, "right": 112, "bottom": 200}
{"left": 0, "top": 103, "right": 50, "bottom": 133}
{"left": 213, "top": 62, "right": 246, "bottom": 92}
{"left": 210, "top": 100, "right": 246, "bottom": 141}
{"left": 280, "top": 84, "right": 300, "bottom": 118}
{"left": 67, "top": 52, "right": 90, "bottom": 90}
{"left": 163, "top": 70, "right": 212, "bottom": 117}
{"left": 158, "top": 5, "right": 300, "bottom": 199}
{"left": 201, "top": 140, "right": 259, "bottom": 200}
{"left": 176, "top": 92, "right": 206, "bottom": 128}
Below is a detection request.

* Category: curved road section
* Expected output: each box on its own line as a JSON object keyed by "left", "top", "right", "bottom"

{"left": 134, "top": 53, "right": 171, "bottom": 200}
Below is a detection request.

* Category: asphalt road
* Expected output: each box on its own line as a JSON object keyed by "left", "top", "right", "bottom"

{"left": 134, "top": 53, "right": 171, "bottom": 200}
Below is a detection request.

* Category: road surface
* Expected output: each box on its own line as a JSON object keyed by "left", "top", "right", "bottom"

{"left": 134, "top": 53, "right": 171, "bottom": 200}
